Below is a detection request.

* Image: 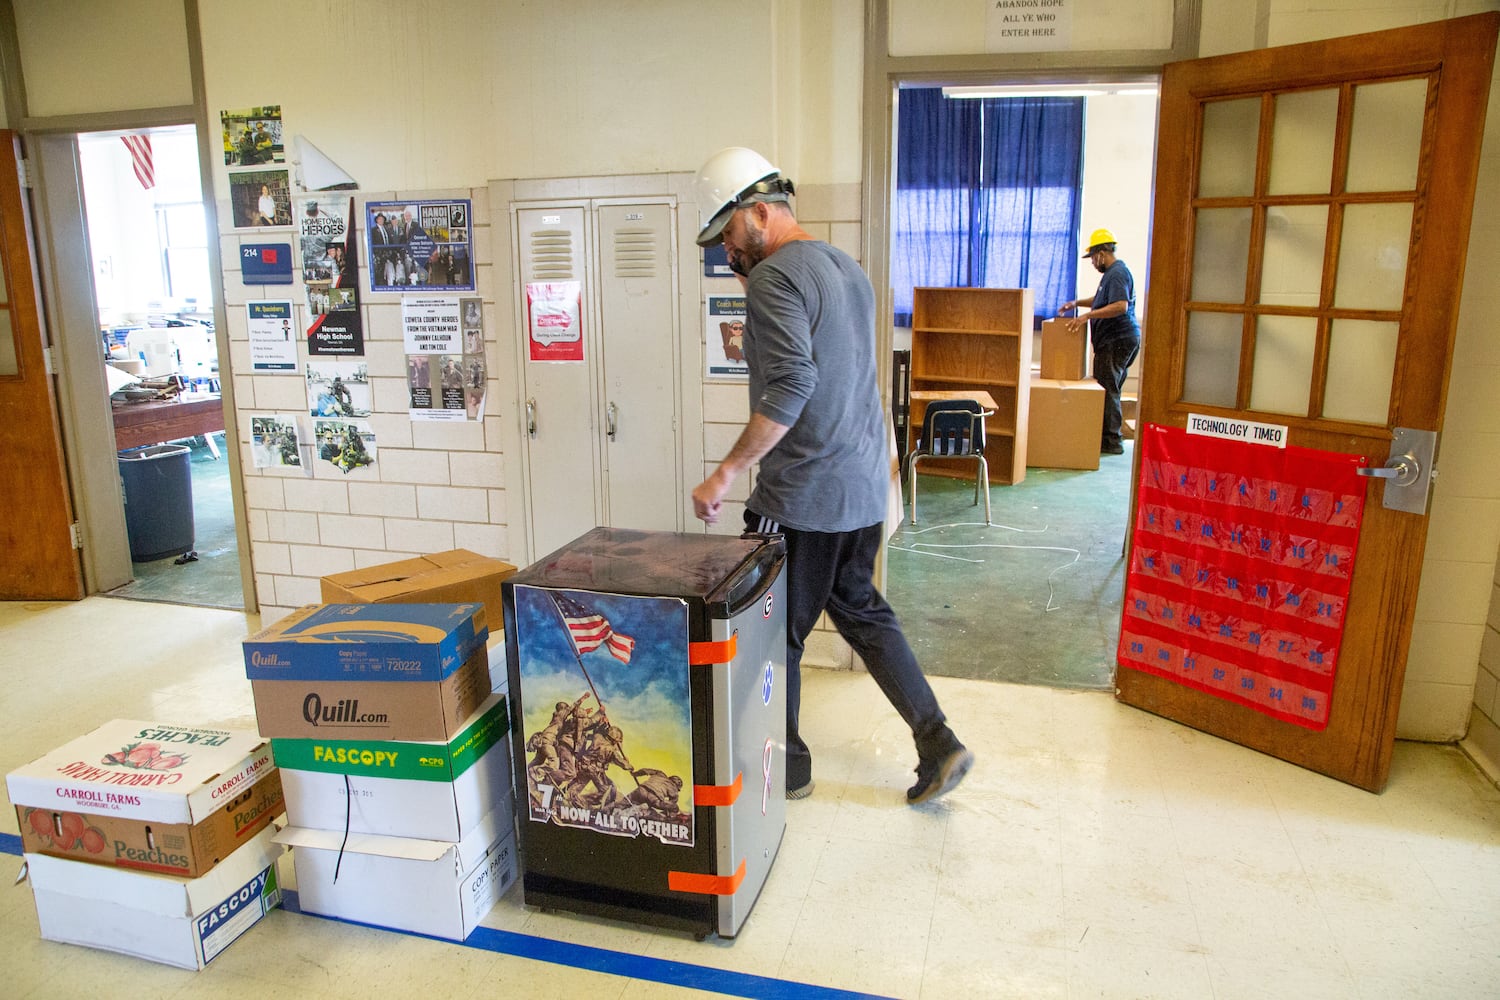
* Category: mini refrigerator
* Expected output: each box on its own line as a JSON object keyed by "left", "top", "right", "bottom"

{"left": 501, "top": 527, "right": 787, "bottom": 939}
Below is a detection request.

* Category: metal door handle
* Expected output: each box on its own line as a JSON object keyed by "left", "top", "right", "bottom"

{"left": 1356, "top": 454, "right": 1419, "bottom": 487}
{"left": 526, "top": 398, "right": 537, "bottom": 437}
{"left": 606, "top": 401, "right": 618, "bottom": 441}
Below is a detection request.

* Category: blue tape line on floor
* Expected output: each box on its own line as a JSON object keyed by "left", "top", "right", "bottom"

{"left": 0, "top": 837, "right": 888, "bottom": 1000}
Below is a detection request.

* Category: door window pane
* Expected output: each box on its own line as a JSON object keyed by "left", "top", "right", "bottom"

{"left": 0, "top": 309, "right": 14, "bottom": 376}
{"left": 1182, "top": 311, "right": 1241, "bottom": 407}
{"left": 1259, "top": 205, "right": 1328, "bottom": 306}
{"left": 1268, "top": 88, "right": 1338, "bottom": 195}
{"left": 1191, "top": 207, "right": 1252, "bottom": 304}
{"left": 1334, "top": 202, "right": 1412, "bottom": 311}
{"left": 1347, "top": 78, "right": 1427, "bottom": 193}
{"left": 1249, "top": 315, "right": 1316, "bottom": 415}
{"left": 1323, "top": 319, "right": 1397, "bottom": 424}
{"left": 1198, "top": 98, "right": 1260, "bottom": 198}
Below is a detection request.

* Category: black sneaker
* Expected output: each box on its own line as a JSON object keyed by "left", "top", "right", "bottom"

{"left": 1101, "top": 442, "right": 1125, "bottom": 455}
{"left": 907, "top": 746, "right": 974, "bottom": 805}
{"left": 787, "top": 778, "right": 815, "bottom": 800}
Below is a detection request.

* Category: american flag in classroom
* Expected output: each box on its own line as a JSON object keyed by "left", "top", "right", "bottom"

{"left": 551, "top": 592, "right": 635, "bottom": 663}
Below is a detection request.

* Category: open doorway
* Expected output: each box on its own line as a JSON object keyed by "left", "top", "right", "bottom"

{"left": 884, "top": 82, "right": 1157, "bottom": 690}
{"left": 79, "top": 126, "right": 244, "bottom": 610}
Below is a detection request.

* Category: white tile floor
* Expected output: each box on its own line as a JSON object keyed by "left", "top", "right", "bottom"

{"left": 3, "top": 597, "right": 1499, "bottom": 999}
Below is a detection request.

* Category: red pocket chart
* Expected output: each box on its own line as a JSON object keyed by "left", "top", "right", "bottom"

{"left": 1118, "top": 423, "right": 1368, "bottom": 730}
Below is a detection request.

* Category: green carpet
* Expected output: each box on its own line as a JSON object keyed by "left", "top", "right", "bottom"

{"left": 107, "top": 436, "right": 244, "bottom": 610}
{"left": 886, "top": 441, "right": 1134, "bottom": 690}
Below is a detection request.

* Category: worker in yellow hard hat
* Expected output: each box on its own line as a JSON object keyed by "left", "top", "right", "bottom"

{"left": 1057, "top": 228, "right": 1141, "bottom": 456}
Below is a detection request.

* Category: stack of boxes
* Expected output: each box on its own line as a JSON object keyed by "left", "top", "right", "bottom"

{"left": 6, "top": 721, "right": 286, "bottom": 969}
{"left": 1029, "top": 318, "right": 1106, "bottom": 470}
{"left": 243, "top": 602, "right": 517, "bottom": 940}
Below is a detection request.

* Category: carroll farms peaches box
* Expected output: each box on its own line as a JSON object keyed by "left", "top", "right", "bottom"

{"left": 6, "top": 720, "right": 282, "bottom": 878}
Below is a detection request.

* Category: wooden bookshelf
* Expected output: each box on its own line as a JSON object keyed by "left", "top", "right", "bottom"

{"left": 910, "top": 287, "right": 1034, "bottom": 484}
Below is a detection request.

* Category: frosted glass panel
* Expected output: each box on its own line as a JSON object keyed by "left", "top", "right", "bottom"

{"left": 1268, "top": 89, "right": 1338, "bottom": 195}
{"left": 1199, "top": 99, "right": 1260, "bottom": 198}
{"left": 0, "top": 310, "right": 14, "bottom": 376}
{"left": 1191, "top": 208, "right": 1252, "bottom": 304}
{"left": 1248, "top": 315, "right": 1316, "bottom": 415}
{"left": 1347, "top": 78, "right": 1426, "bottom": 193}
{"left": 1183, "top": 311, "right": 1241, "bottom": 406}
{"left": 1334, "top": 202, "right": 1412, "bottom": 311}
{"left": 1323, "top": 319, "right": 1397, "bottom": 424}
{"left": 1260, "top": 206, "right": 1327, "bottom": 306}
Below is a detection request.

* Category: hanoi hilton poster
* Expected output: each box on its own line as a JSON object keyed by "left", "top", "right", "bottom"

{"left": 510, "top": 585, "right": 694, "bottom": 848}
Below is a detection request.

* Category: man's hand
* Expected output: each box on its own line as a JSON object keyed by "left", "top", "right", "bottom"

{"left": 692, "top": 470, "right": 731, "bottom": 525}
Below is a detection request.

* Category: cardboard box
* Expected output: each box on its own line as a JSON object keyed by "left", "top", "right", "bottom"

{"left": 1027, "top": 377, "right": 1105, "bottom": 470}
{"left": 320, "top": 550, "right": 517, "bottom": 636}
{"left": 243, "top": 602, "right": 488, "bottom": 682}
{"left": 250, "top": 643, "right": 493, "bottom": 742}
{"left": 25, "top": 825, "right": 283, "bottom": 970}
{"left": 1039, "top": 318, "right": 1089, "bottom": 380}
{"left": 271, "top": 692, "right": 513, "bottom": 842}
{"left": 7, "top": 720, "right": 281, "bottom": 878}
{"left": 276, "top": 811, "right": 516, "bottom": 941}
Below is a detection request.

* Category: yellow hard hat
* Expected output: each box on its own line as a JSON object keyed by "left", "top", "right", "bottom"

{"left": 1083, "top": 228, "right": 1117, "bottom": 255}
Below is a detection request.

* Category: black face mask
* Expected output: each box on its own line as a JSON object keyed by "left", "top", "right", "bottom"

{"left": 727, "top": 250, "right": 749, "bottom": 277}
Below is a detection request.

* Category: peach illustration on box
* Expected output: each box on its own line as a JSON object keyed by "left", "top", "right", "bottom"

{"left": 102, "top": 741, "right": 190, "bottom": 771}
{"left": 24, "top": 807, "right": 107, "bottom": 854}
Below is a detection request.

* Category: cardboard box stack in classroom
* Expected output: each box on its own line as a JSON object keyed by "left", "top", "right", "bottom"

{"left": 1039, "top": 317, "right": 1089, "bottom": 381}
{"left": 1027, "top": 376, "right": 1106, "bottom": 470}
{"left": 243, "top": 602, "right": 492, "bottom": 741}
{"left": 320, "top": 549, "right": 518, "bottom": 636}
{"left": 243, "top": 603, "right": 518, "bottom": 940}
{"left": 6, "top": 720, "right": 286, "bottom": 968}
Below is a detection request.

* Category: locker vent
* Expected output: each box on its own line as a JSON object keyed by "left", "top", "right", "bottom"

{"left": 612, "top": 227, "right": 658, "bottom": 278}
{"left": 529, "top": 229, "right": 574, "bottom": 279}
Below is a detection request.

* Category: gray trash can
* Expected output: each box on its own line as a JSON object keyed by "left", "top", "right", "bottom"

{"left": 118, "top": 444, "right": 195, "bottom": 562}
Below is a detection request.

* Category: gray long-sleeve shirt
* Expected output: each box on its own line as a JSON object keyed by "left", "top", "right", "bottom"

{"left": 743, "top": 240, "right": 887, "bottom": 533}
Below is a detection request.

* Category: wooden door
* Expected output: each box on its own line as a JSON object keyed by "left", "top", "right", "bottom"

{"left": 0, "top": 131, "right": 84, "bottom": 599}
{"left": 1117, "top": 14, "right": 1498, "bottom": 791}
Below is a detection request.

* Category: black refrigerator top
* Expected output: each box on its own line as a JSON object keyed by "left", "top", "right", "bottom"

{"left": 516, "top": 527, "right": 775, "bottom": 604}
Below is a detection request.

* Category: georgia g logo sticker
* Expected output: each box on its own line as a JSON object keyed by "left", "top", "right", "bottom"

{"left": 763, "top": 592, "right": 774, "bottom": 619}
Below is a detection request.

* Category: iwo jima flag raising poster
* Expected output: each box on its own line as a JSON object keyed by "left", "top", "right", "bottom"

{"left": 510, "top": 585, "right": 695, "bottom": 848}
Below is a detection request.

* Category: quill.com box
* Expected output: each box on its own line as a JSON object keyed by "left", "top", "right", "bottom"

{"left": 24, "top": 825, "right": 282, "bottom": 970}
{"left": 7, "top": 720, "right": 281, "bottom": 878}
{"left": 243, "top": 603, "right": 487, "bottom": 681}
{"left": 270, "top": 692, "right": 512, "bottom": 842}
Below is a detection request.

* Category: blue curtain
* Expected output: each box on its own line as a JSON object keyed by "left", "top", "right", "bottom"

{"left": 893, "top": 88, "right": 1083, "bottom": 328}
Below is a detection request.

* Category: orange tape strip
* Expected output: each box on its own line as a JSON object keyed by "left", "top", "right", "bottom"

{"left": 693, "top": 771, "right": 742, "bottom": 807}
{"left": 688, "top": 635, "right": 737, "bottom": 664}
{"left": 668, "top": 859, "right": 746, "bottom": 897}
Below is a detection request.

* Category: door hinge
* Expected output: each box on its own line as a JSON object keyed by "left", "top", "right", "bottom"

{"left": 16, "top": 157, "right": 31, "bottom": 189}
{"left": 70, "top": 522, "right": 82, "bottom": 549}
{"left": 43, "top": 345, "right": 54, "bottom": 374}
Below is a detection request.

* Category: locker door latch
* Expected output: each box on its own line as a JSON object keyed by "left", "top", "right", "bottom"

{"left": 606, "top": 402, "right": 618, "bottom": 441}
{"left": 526, "top": 398, "right": 537, "bottom": 438}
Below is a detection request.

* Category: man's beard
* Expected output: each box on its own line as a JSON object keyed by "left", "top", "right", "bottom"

{"left": 729, "top": 223, "right": 770, "bottom": 276}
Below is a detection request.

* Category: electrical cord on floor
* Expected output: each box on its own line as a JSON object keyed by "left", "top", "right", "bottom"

{"left": 889, "top": 519, "right": 1082, "bottom": 612}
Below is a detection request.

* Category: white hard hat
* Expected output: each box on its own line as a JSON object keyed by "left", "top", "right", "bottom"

{"left": 694, "top": 146, "right": 795, "bottom": 247}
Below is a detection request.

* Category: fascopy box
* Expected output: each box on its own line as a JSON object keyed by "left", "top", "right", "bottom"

{"left": 320, "top": 549, "right": 517, "bottom": 636}
{"left": 276, "top": 811, "right": 516, "bottom": 941}
{"left": 249, "top": 642, "right": 493, "bottom": 742}
{"left": 7, "top": 720, "right": 280, "bottom": 877}
{"left": 1039, "top": 318, "right": 1089, "bottom": 380}
{"left": 243, "top": 602, "right": 487, "bottom": 682}
{"left": 1026, "top": 377, "right": 1106, "bottom": 470}
{"left": 24, "top": 825, "right": 282, "bottom": 970}
{"left": 271, "top": 692, "right": 513, "bottom": 842}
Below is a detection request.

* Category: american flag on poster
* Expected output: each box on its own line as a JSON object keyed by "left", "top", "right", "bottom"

{"left": 120, "top": 135, "right": 153, "bottom": 189}
{"left": 551, "top": 593, "right": 635, "bottom": 663}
